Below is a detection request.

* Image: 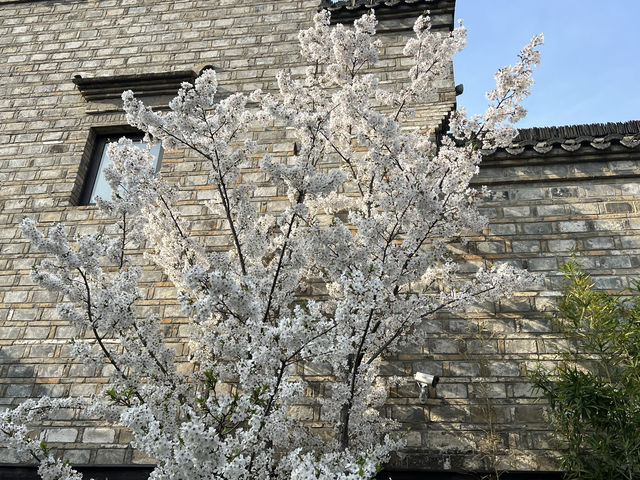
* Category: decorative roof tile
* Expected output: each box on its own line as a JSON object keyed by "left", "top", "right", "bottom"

{"left": 484, "top": 120, "right": 640, "bottom": 156}
{"left": 318, "top": 0, "right": 454, "bottom": 27}
{"left": 515, "top": 120, "right": 640, "bottom": 142}
{"left": 320, "top": 0, "right": 439, "bottom": 10}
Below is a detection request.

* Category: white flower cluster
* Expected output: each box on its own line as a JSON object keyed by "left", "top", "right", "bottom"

{"left": 449, "top": 33, "right": 544, "bottom": 149}
{"left": 0, "top": 398, "right": 83, "bottom": 480}
{"left": 11, "top": 10, "right": 541, "bottom": 480}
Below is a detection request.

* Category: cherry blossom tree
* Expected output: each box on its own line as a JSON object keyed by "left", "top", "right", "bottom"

{"left": 2, "top": 11, "right": 542, "bottom": 480}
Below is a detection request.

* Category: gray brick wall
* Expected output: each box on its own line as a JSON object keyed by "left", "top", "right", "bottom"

{"left": 1, "top": 0, "right": 638, "bottom": 475}
{"left": 0, "top": 0, "right": 457, "bottom": 469}
{"left": 405, "top": 143, "right": 640, "bottom": 472}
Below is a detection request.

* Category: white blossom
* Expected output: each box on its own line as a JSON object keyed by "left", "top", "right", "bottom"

{"left": 11, "top": 11, "right": 541, "bottom": 480}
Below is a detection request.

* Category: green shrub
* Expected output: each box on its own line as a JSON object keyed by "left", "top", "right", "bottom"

{"left": 530, "top": 261, "right": 640, "bottom": 480}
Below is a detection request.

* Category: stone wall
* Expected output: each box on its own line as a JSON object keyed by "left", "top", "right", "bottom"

{"left": 0, "top": 0, "right": 458, "bottom": 470}
{"left": 1, "top": 0, "right": 639, "bottom": 475}
{"left": 391, "top": 132, "right": 640, "bottom": 472}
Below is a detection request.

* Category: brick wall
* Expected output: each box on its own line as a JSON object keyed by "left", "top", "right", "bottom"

{"left": 0, "top": 0, "right": 458, "bottom": 469}
{"left": 1, "top": 0, "right": 639, "bottom": 475}
{"left": 388, "top": 139, "right": 640, "bottom": 472}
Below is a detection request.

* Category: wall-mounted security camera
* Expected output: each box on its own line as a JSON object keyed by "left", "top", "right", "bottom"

{"left": 415, "top": 372, "right": 439, "bottom": 387}
{"left": 414, "top": 372, "right": 440, "bottom": 403}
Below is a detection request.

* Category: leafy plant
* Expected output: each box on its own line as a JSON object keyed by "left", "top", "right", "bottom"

{"left": 530, "top": 261, "right": 640, "bottom": 480}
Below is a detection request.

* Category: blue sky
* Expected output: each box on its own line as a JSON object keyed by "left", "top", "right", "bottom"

{"left": 454, "top": 0, "right": 640, "bottom": 128}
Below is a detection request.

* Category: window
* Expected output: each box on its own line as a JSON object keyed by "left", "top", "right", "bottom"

{"left": 79, "top": 133, "right": 163, "bottom": 205}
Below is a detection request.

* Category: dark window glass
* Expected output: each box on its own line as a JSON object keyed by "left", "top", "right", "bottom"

{"left": 80, "top": 134, "right": 163, "bottom": 205}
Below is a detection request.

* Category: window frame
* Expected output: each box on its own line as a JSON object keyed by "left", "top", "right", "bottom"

{"left": 78, "top": 132, "right": 163, "bottom": 206}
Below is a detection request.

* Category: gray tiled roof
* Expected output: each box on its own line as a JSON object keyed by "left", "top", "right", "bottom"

{"left": 319, "top": 0, "right": 442, "bottom": 11}
{"left": 516, "top": 120, "right": 640, "bottom": 142}
{"left": 485, "top": 120, "right": 640, "bottom": 156}
{"left": 318, "top": 0, "right": 454, "bottom": 25}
